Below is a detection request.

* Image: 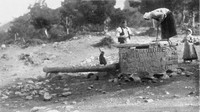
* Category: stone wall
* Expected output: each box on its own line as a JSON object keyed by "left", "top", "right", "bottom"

{"left": 119, "top": 46, "right": 178, "bottom": 75}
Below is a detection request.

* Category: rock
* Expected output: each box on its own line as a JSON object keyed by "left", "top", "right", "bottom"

{"left": 43, "top": 88, "right": 49, "bottom": 91}
{"left": 15, "top": 85, "right": 22, "bottom": 90}
{"left": 2, "top": 94, "right": 8, "bottom": 99}
{"left": 181, "top": 72, "right": 186, "bottom": 76}
{"left": 51, "top": 94, "right": 57, "bottom": 97}
{"left": 25, "top": 96, "right": 33, "bottom": 100}
{"left": 153, "top": 73, "right": 164, "bottom": 79}
{"left": 64, "top": 105, "right": 74, "bottom": 111}
{"left": 43, "top": 92, "right": 52, "bottom": 101}
{"left": 173, "top": 94, "right": 180, "bottom": 98}
{"left": 138, "top": 96, "right": 143, "bottom": 99}
{"left": 45, "top": 79, "right": 50, "bottom": 83}
{"left": 15, "top": 91, "right": 22, "bottom": 95}
{"left": 31, "top": 90, "right": 38, "bottom": 95}
{"left": 17, "top": 82, "right": 23, "bottom": 85}
{"left": 126, "top": 99, "right": 131, "bottom": 104}
{"left": 102, "top": 91, "right": 106, "bottom": 94}
{"left": 113, "top": 78, "right": 118, "bottom": 83}
{"left": 72, "top": 110, "right": 80, "bottom": 112}
{"left": 170, "top": 72, "right": 178, "bottom": 76}
{"left": 47, "top": 110, "right": 60, "bottom": 112}
{"left": 12, "top": 73, "right": 18, "bottom": 76}
{"left": 34, "top": 85, "right": 41, "bottom": 89}
{"left": 188, "top": 91, "right": 195, "bottom": 95}
{"left": 5, "top": 104, "right": 9, "bottom": 106}
{"left": 87, "top": 73, "right": 94, "bottom": 79}
{"left": 55, "top": 87, "right": 61, "bottom": 90}
{"left": 165, "top": 91, "right": 170, "bottom": 95}
{"left": 30, "top": 107, "right": 47, "bottom": 112}
{"left": 39, "top": 90, "right": 45, "bottom": 95}
{"left": 161, "top": 74, "right": 170, "bottom": 79}
{"left": 51, "top": 75, "right": 63, "bottom": 81}
{"left": 144, "top": 99, "right": 154, "bottom": 103}
{"left": 53, "top": 42, "right": 58, "bottom": 48}
{"left": 63, "top": 101, "right": 68, "bottom": 105}
{"left": 176, "top": 69, "right": 183, "bottom": 74}
{"left": 62, "top": 92, "right": 72, "bottom": 97}
{"left": 73, "top": 37, "right": 78, "bottom": 40}
{"left": 108, "top": 79, "right": 113, "bottom": 82}
{"left": 177, "top": 67, "right": 185, "bottom": 72}
{"left": 42, "top": 44, "right": 46, "bottom": 47}
{"left": 130, "top": 75, "right": 141, "bottom": 82}
{"left": 15, "top": 91, "right": 26, "bottom": 96}
{"left": 63, "top": 88, "right": 70, "bottom": 91}
{"left": 71, "top": 101, "right": 77, "bottom": 104}
{"left": 1, "top": 44, "right": 6, "bottom": 49}
{"left": 185, "top": 71, "right": 193, "bottom": 77}
{"left": 36, "top": 76, "right": 44, "bottom": 80}
{"left": 90, "top": 85, "right": 94, "bottom": 88}
{"left": 27, "top": 80, "right": 34, "bottom": 84}
{"left": 166, "top": 69, "right": 173, "bottom": 74}
{"left": 87, "top": 87, "right": 92, "bottom": 90}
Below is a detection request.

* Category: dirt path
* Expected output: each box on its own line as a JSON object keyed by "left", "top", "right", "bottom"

{"left": 76, "top": 97, "right": 199, "bottom": 112}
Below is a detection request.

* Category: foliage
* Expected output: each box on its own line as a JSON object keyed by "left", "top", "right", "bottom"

{"left": 29, "top": 2, "right": 60, "bottom": 29}
{"left": 0, "top": 31, "right": 9, "bottom": 44}
{"left": 2, "top": 0, "right": 199, "bottom": 47}
{"left": 60, "top": 0, "right": 117, "bottom": 30}
{"left": 129, "top": 0, "right": 198, "bottom": 13}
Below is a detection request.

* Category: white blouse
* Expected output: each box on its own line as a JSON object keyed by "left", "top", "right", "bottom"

{"left": 116, "top": 27, "right": 132, "bottom": 38}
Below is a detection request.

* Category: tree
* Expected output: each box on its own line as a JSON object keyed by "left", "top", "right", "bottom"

{"left": 8, "top": 15, "right": 31, "bottom": 40}
{"left": 129, "top": 0, "right": 199, "bottom": 27}
{"left": 60, "top": 0, "right": 83, "bottom": 32}
{"left": 60, "top": 0, "right": 117, "bottom": 32}
{"left": 29, "top": 1, "right": 60, "bottom": 38}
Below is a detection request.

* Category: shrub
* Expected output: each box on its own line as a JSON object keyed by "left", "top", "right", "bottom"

{"left": 92, "top": 36, "right": 115, "bottom": 48}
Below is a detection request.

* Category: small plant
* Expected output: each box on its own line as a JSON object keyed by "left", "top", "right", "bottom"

{"left": 92, "top": 36, "right": 115, "bottom": 48}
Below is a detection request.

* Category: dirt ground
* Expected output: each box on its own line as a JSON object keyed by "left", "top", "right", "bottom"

{"left": 0, "top": 31, "right": 199, "bottom": 112}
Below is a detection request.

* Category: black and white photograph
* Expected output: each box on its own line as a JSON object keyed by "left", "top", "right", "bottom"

{"left": 0, "top": 0, "right": 199, "bottom": 112}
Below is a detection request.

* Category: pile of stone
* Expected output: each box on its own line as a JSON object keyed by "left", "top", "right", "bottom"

{"left": 1, "top": 54, "right": 9, "bottom": 60}
{"left": 0, "top": 77, "right": 72, "bottom": 101}
{"left": 153, "top": 67, "right": 194, "bottom": 79}
{"left": 112, "top": 67, "right": 194, "bottom": 83}
{"left": 18, "top": 53, "right": 34, "bottom": 65}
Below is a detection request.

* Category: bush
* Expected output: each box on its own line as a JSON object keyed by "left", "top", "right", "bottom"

{"left": 0, "top": 31, "right": 9, "bottom": 44}
{"left": 92, "top": 36, "right": 115, "bottom": 48}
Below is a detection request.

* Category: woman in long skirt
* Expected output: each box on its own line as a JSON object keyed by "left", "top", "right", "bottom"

{"left": 182, "top": 29, "right": 198, "bottom": 63}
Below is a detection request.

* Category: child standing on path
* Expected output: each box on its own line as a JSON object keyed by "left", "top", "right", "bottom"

{"left": 182, "top": 29, "right": 198, "bottom": 63}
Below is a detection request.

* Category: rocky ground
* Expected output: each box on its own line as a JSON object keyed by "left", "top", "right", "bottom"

{"left": 0, "top": 31, "right": 199, "bottom": 112}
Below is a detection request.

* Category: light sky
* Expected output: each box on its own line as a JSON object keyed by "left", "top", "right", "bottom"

{"left": 0, "top": 0, "right": 124, "bottom": 25}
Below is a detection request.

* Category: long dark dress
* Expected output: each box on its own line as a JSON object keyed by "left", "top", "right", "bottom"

{"left": 160, "top": 12, "right": 177, "bottom": 40}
